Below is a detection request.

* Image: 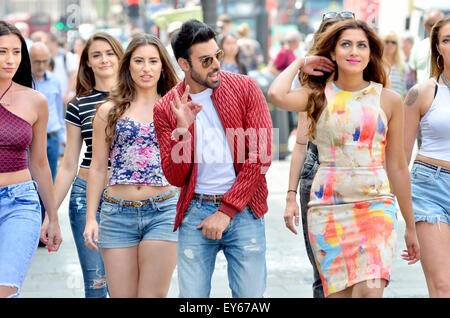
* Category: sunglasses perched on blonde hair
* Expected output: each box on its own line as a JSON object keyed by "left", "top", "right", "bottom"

{"left": 322, "top": 11, "right": 355, "bottom": 21}
{"left": 190, "top": 49, "right": 224, "bottom": 69}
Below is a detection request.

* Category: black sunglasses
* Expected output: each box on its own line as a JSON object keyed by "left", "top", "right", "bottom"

{"left": 322, "top": 11, "right": 355, "bottom": 21}
{"left": 385, "top": 40, "right": 397, "bottom": 45}
{"left": 195, "top": 50, "right": 224, "bottom": 69}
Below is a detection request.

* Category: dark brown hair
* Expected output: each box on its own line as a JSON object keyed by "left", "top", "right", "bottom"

{"left": 74, "top": 32, "right": 124, "bottom": 98}
{"left": 0, "top": 20, "right": 32, "bottom": 88}
{"left": 301, "top": 19, "right": 387, "bottom": 138}
{"left": 103, "top": 33, "right": 180, "bottom": 145}
{"left": 430, "top": 14, "right": 450, "bottom": 78}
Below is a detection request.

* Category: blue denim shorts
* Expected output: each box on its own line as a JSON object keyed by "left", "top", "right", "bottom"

{"left": 98, "top": 188, "right": 179, "bottom": 249}
{"left": 0, "top": 181, "right": 42, "bottom": 297}
{"left": 411, "top": 161, "right": 450, "bottom": 226}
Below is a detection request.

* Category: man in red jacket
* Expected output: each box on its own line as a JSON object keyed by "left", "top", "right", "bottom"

{"left": 154, "top": 20, "right": 272, "bottom": 297}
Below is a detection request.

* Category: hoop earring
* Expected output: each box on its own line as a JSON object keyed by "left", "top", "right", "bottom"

{"left": 437, "top": 55, "right": 441, "bottom": 67}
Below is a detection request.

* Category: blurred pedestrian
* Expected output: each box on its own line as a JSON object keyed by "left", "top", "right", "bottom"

{"left": 402, "top": 33, "right": 416, "bottom": 91}
{"left": 236, "top": 22, "right": 264, "bottom": 72}
{"left": 154, "top": 19, "right": 272, "bottom": 298}
{"left": 52, "top": 32, "right": 124, "bottom": 298}
{"left": 268, "top": 29, "right": 302, "bottom": 76}
{"left": 383, "top": 31, "right": 408, "bottom": 98}
{"left": 219, "top": 33, "right": 247, "bottom": 75}
{"left": 268, "top": 19, "right": 420, "bottom": 297}
{"left": 269, "top": 12, "right": 355, "bottom": 298}
{"left": 0, "top": 20, "right": 62, "bottom": 298}
{"left": 217, "top": 13, "right": 232, "bottom": 42}
{"left": 30, "top": 42, "right": 64, "bottom": 181}
{"left": 14, "top": 22, "right": 33, "bottom": 51}
{"left": 409, "top": 9, "right": 444, "bottom": 83}
{"left": 83, "top": 33, "right": 180, "bottom": 298}
{"left": 403, "top": 15, "right": 450, "bottom": 298}
{"left": 44, "top": 32, "right": 77, "bottom": 105}
{"left": 72, "top": 37, "right": 86, "bottom": 66}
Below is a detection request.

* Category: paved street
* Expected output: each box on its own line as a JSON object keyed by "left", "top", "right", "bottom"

{"left": 21, "top": 156, "right": 428, "bottom": 298}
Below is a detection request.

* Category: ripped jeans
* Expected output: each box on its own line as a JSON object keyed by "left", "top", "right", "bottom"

{"left": 69, "top": 177, "right": 107, "bottom": 298}
{"left": 177, "top": 197, "right": 267, "bottom": 298}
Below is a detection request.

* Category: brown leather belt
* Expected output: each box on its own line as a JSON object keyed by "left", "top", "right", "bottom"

{"left": 192, "top": 193, "right": 224, "bottom": 205}
{"left": 102, "top": 190, "right": 177, "bottom": 207}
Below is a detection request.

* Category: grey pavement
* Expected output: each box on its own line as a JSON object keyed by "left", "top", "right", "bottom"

{"left": 21, "top": 157, "right": 428, "bottom": 298}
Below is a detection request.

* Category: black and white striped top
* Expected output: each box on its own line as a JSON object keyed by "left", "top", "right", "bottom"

{"left": 65, "top": 89, "right": 109, "bottom": 168}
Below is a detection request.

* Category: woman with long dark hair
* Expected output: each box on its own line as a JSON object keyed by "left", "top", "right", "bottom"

{"left": 404, "top": 15, "right": 450, "bottom": 298}
{"left": 51, "top": 32, "right": 124, "bottom": 298}
{"left": 268, "top": 19, "right": 420, "bottom": 297}
{"left": 83, "top": 33, "right": 180, "bottom": 297}
{"left": 0, "top": 21, "right": 62, "bottom": 298}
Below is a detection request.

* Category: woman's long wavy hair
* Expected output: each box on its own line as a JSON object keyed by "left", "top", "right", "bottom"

{"left": 300, "top": 19, "right": 387, "bottom": 139}
{"left": 0, "top": 20, "right": 32, "bottom": 88}
{"left": 74, "top": 32, "right": 124, "bottom": 98}
{"left": 103, "top": 33, "right": 180, "bottom": 145}
{"left": 430, "top": 14, "right": 450, "bottom": 78}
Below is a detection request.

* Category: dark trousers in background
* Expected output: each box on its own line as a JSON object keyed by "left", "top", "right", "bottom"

{"left": 299, "top": 142, "right": 325, "bottom": 298}
{"left": 39, "top": 132, "right": 60, "bottom": 223}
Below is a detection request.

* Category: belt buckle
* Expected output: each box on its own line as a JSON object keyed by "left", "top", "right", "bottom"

{"left": 134, "top": 200, "right": 144, "bottom": 207}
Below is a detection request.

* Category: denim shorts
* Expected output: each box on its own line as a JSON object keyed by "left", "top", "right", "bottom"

{"left": 0, "top": 181, "right": 42, "bottom": 297}
{"left": 411, "top": 161, "right": 450, "bottom": 226}
{"left": 98, "top": 188, "right": 179, "bottom": 249}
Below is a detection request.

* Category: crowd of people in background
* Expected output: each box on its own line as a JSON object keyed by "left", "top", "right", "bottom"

{"left": 0, "top": 6, "right": 449, "bottom": 300}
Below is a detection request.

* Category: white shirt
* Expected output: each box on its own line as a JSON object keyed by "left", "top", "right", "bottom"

{"left": 409, "top": 37, "right": 431, "bottom": 84}
{"left": 190, "top": 88, "right": 236, "bottom": 194}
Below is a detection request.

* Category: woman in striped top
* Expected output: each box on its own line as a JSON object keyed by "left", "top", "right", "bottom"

{"left": 51, "top": 32, "right": 124, "bottom": 298}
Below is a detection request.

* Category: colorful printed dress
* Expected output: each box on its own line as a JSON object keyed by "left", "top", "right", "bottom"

{"left": 307, "top": 81, "right": 398, "bottom": 297}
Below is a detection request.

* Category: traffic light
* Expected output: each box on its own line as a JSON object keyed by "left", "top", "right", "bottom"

{"left": 55, "top": 15, "right": 71, "bottom": 31}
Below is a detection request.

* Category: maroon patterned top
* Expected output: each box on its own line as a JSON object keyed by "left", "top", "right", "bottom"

{"left": 0, "top": 103, "right": 32, "bottom": 172}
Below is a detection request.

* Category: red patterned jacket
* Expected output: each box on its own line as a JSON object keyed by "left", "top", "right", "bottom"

{"left": 154, "top": 71, "right": 272, "bottom": 231}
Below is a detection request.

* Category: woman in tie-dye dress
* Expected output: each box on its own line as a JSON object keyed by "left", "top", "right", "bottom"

{"left": 270, "top": 19, "right": 420, "bottom": 297}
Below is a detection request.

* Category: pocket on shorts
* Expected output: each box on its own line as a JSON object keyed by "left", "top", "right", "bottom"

{"left": 13, "top": 190, "right": 40, "bottom": 207}
{"left": 411, "top": 169, "right": 434, "bottom": 184}
{"left": 155, "top": 193, "right": 178, "bottom": 213}
{"left": 100, "top": 201, "right": 119, "bottom": 215}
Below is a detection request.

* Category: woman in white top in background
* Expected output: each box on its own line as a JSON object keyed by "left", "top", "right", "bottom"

{"left": 404, "top": 15, "right": 450, "bottom": 298}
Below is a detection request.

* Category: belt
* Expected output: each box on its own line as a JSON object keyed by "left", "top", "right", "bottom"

{"left": 414, "top": 160, "right": 450, "bottom": 174}
{"left": 47, "top": 131, "right": 58, "bottom": 138}
{"left": 102, "top": 190, "right": 177, "bottom": 207}
{"left": 192, "top": 193, "right": 224, "bottom": 205}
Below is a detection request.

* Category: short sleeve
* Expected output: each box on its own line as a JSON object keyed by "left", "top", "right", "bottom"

{"left": 65, "top": 100, "right": 81, "bottom": 127}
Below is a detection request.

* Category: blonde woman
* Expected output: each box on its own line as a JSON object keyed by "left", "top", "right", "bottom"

{"left": 383, "top": 31, "right": 408, "bottom": 98}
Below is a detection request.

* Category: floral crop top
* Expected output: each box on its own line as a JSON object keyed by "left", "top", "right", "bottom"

{"left": 108, "top": 116, "right": 170, "bottom": 187}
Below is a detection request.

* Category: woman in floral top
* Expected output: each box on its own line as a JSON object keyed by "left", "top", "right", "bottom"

{"left": 84, "top": 33, "right": 180, "bottom": 298}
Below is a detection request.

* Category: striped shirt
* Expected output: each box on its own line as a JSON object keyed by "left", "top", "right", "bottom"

{"left": 65, "top": 89, "right": 109, "bottom": 168}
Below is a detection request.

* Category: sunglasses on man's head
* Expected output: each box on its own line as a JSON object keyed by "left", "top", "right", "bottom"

{"left": 322, "top": 11, "right": 355, "bottom": 21}
{"left": 196, "top": 50, "right": 224, "bottom": 69}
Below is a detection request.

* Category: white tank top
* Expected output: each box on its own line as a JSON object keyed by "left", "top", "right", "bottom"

{"left": 417, "top": 77, "right": 450, "bottom": 162}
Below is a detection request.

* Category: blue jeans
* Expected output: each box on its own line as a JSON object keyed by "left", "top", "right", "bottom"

{"left": 68, "top": 177, "right": 108, "bottom": 298}
{"left": 46, "top": 132, "right": 60, "bottom": 182}
{"left": 299, "top": 142, "right": 324, "bottom": 298}
{"left": 0, "top": 181, "right": 41, "bottom": 298}
{"left": 177, "top": 196, "right": 267, "bottom": 298}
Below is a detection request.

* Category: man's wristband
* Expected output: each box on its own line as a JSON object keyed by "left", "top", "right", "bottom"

{"left": 287, "top": 189, "right": 297, "bottom": 194}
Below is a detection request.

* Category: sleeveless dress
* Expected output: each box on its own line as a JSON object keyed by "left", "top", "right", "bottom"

{"left": 307, "top": 81, "right": 398, "bottom": 297}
